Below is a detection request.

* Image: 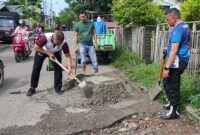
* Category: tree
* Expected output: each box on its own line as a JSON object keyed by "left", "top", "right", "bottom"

{"left": 58, "top": 9, "right": 78, "bottom": 29}
{"left": 180, "top": 0, "right": 200, "bottom": 21}
{"left": 111, "top": 0, "right": 165, "bottom": 26}
{"left": 64, "top": 0, "right": 112, "bottom": 12}
{"left": 5, "top": 0, "right": 42, "bottom": 22}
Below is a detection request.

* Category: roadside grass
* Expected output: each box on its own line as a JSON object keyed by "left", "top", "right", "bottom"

{"left": 112, "top": 47, "right": 200, "bottom": 110}
{"left": 112, "top": 47, "right": 160, "bottom": 89}
{"left": 44, "top": 28, "right": 54, "bottom": 33}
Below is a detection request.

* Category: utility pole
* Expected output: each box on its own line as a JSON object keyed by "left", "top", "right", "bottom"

{"left": 49, "top": 0, "right": 53, "bottom": 28}
{"left": 42, "top": 0, "right": 47, "bottom": 28}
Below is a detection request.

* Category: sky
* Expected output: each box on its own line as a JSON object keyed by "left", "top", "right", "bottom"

{"left": 46, "top": 0, "right": 69, "bottom": 16}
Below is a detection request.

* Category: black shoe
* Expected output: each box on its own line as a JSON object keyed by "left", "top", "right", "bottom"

{"left": 55, "top": 90, "right": 64, "bottom": 95}
{"left": 161, "top": 106, "right": 180, "bottom": 120}
{"left": 163, "top": 102, "right": 170, "bottom": 110}
{"left": 26, "top": 88, "right": 36, "bottom": 96}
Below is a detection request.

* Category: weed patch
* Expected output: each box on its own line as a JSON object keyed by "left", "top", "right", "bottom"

{"left": 112, "top": 47, "right": 200, "bottom": 110}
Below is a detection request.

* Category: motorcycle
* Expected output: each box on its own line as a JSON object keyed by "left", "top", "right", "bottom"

{"left": 12, "top": 33, "right": 33, "bottom": 62}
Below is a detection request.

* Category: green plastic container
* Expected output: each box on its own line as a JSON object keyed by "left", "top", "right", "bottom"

{"left": 96, "top": 34, "right": 115, "bottom": 51}
{"left": 46, "top": 51, "right": 62, "bottom": 71}
{"left": 106, "top": 29, "right": 115, "bottom": 35}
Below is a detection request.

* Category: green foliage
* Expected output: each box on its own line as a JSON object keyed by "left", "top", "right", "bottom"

{"left": 5, "top": 0, "right": 42, "bottom": 22}
{"left": 113, "top": 47, "right": 200, "bottom": 111}
{"left": 65, "top": 0, "right": 112, "bottom": 12}
{"left": 59, "top": 0, "right": 113, "bottom": 29}
{"left": 111, "top": 0, "right": 165, "bottom": 26}
{"left": 180, "top": 0, "right": 200, "bottom": 21}
{"left": 180, "top": 75, "right": 199, "bottom": 104}
{"left": 58, "top": 9, "right": 78, "bottom": 29}
{"left": 190, "top": 94, "right": 200, "bottom": 109}
{"left": 188, "top": 76, "right": 200, "bottom": 109}
{"left": 44, "top": 28, "right": 54, "bottom": 33}
{"left": 112, "top": 47, "right": 159, "bottom": 89}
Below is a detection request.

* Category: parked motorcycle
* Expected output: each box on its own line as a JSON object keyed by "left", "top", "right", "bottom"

{"left": 12, "top": 33, "right": 33, "bottom": 62}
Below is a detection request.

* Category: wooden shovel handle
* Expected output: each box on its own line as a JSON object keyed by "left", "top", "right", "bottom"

{"left": 50, "top": 57, "right": 81, "bottom": 84}
{"left": 159, "top": 58, "right": 165, "bottom": 80}
{"left": 159, "top": 50, "right": 167, "bottom": 80}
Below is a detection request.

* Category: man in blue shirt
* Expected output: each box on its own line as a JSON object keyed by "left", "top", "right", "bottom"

{"left": 94, "top": 16, "right": 107, "bottom": 34}
{"left": 161, "top": 8, "right": 190, "bottom": 119}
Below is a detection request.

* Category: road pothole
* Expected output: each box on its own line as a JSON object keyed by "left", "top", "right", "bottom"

{"left": 34, "top": 75, "right": 132, "bottom": 109}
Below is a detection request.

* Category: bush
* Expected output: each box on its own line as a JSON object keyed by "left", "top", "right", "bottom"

{"left": 112, "top": 47, "right": 159, "bottom": 89}
{"left": 112, "top": 47, "right": 200, "bottom": 110}
{"left": 44, "top": 29, "right": 54, "bottom": 33}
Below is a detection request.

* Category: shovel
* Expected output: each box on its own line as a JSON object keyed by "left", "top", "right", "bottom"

{"left": 148, "top": 50, "right": 167, "bottom": 101}
{"left": 50, "top": 57, "right": 93, "bottom": 98}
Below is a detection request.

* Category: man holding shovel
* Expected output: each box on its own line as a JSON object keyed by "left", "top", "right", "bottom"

{"left": 74, "top": 10, "right": 98, "bottom": 74}
{"left": 26, "top": 31, "right": 72, "bottom": 96}
{"left": 161, "top": 8, "right": 190, "bottom": 119}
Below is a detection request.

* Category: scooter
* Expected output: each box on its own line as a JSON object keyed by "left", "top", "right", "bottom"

{"left": 12, "top": 33, "right": 33, "bottom": 62}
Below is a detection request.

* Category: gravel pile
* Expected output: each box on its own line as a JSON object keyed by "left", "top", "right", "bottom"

{"left": 86, "top": 80, "right": 130, "bottom": 106}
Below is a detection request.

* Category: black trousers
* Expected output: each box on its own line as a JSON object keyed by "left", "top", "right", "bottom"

{"left": 163, "top": 60, "right": 188, "bottom": 107}
{"left": 30, "top": 51, "right": 62, "bottom": 92}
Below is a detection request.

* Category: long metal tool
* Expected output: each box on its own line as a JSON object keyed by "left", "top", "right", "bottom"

{"left": 148, "top": 50, "right": 167, "bottom": 101}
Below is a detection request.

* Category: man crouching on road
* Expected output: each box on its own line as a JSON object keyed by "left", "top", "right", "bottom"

{"left": 26, "top": 31, "right": 72, "bottom": 96}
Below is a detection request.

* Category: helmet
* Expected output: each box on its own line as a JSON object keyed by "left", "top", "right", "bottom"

{"left": 97, "top": 16, "right": 101, "bottom": 21}
{"left": 19, "top": 19, "right": 25, "bottom": 25}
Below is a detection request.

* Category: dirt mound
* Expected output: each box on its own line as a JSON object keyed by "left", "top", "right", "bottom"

{"left": 86, "top": 80, "right": 130, "bottom": 106}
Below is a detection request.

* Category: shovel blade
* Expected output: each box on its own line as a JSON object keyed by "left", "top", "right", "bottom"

{"left": 78, "top": 81, "right": 86, "bottom": 88}
{"left": 148, "top": 84, "right": 162, "bottom": 101}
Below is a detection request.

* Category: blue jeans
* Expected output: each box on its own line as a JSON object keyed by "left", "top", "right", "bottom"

{"left": 78, "top": 44, "right": 98, "bottom": 72}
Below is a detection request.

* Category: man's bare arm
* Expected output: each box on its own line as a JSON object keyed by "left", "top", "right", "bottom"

{"left": 93, "top": 28, "right": 97, "bottom": 49}
{"left": 34, "top": 44, "right": 54, "bottom": 58}
{"left": 74, "top": 32, "right": 78, "bottom": 53}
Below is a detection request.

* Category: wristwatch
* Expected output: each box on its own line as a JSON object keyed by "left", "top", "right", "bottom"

{"left": 164, "top": 67, "right": 170, "bottom": 70}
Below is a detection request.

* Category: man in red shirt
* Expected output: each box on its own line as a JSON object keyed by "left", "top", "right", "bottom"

{"left": 26, "top": 31, "right": 72, "bottom": 96}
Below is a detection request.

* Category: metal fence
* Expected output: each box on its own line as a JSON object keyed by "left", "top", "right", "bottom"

{"left": 115, "top": 22, "right": 200, "bottom": 75}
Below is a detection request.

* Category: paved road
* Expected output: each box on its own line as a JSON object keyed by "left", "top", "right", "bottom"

{"left": 0, "top": 31, "right": 163, "bottom": 135}
{"left": 0, "top": 31, "right": 83, "bottom": 129}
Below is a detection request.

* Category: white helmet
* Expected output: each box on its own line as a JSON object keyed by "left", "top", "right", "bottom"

{"left": 19, "top": 19, "right": 25, "bottom": 25}
{"left": 97, "top": 16, "right": 101, "bottom": 21}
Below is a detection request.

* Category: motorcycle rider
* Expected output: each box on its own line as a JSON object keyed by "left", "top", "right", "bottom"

{"left": 34, "top": 22, "right": 44, "bottom": 34}
{"left": 14, "top": 19, "right": 31, "bottom": 51}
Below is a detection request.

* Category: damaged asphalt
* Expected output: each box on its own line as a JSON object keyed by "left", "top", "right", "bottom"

{"left": 0, "top": 31, "right": 163, "bottom": 135}
{"left": 0, "top": 71, "right": 162, "bottom": 135}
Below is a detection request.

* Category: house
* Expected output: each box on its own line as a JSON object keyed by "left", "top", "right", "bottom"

{"left": 153, "top": 0, "right": 171, "bottom": 12}
{"left": 153, "top": 0, "right": 183, "bottom": 10}
{"left": 0, "top": 4, "right": 9, "bottom": 11}
{"left": 0, "top": 4, "right": 24, "bottom": 15}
